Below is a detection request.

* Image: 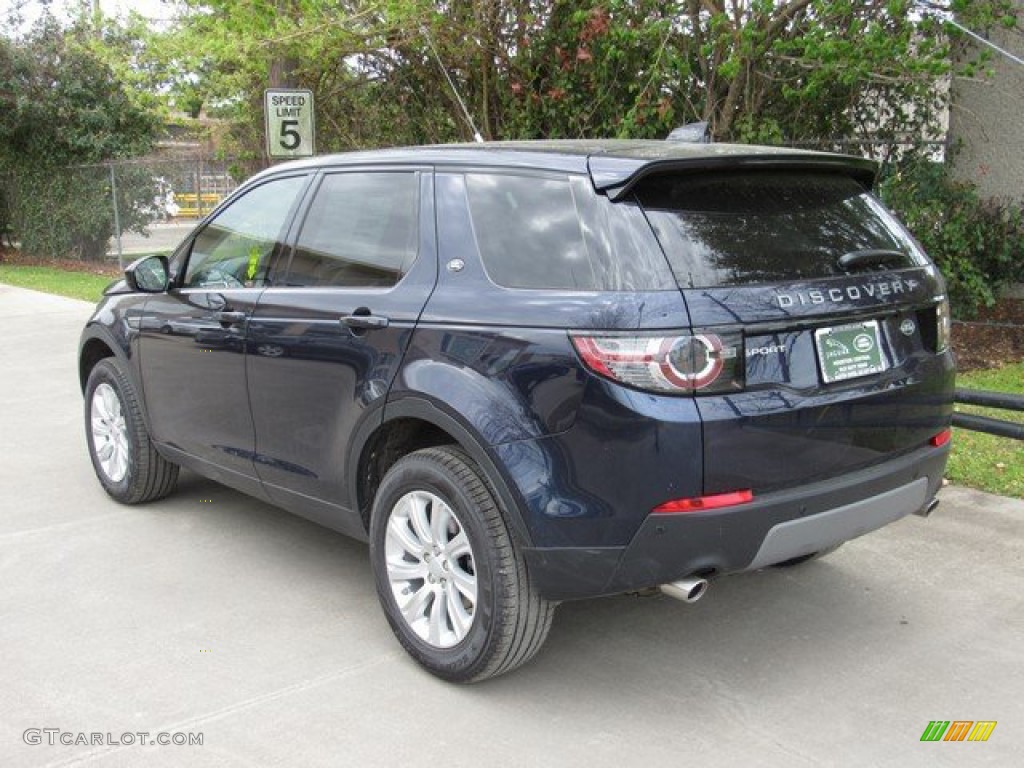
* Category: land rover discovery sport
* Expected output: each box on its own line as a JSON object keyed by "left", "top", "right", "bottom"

{"left": 79, "top": 141, "right": 955, "bottom": 681}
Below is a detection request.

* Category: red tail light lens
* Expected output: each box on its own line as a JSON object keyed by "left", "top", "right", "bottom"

{"left": 571, "top": 332, "right": 743, "bottom": 394}
{"left": 653, "top": 489, "right": 754, "bottom": 514}
{"left": 930, "top": 429, "right": 952, "bottom": 448}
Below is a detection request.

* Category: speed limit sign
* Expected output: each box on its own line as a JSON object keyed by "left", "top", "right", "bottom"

{"left": 264, "top": 89, "right": 315, "bottom": 159}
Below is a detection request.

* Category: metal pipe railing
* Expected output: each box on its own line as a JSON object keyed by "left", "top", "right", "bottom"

{"left": 953, "top": 388, "right": 1024, "bottom": 440}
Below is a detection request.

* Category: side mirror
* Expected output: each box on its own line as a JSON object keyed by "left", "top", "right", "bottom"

{"left": 125, "top": 254, "right": 169, "bottom": 293}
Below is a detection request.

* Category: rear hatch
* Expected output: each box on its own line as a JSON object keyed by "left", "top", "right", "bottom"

{"left": 631, "top": 169, "right": 954, "bottom": 495}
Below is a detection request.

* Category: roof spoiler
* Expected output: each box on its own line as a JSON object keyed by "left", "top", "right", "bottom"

{"left": 589, "top": 154, "right": 879, "bottom": 201}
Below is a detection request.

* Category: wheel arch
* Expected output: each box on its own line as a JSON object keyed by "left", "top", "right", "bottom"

{"left": 351, "top": 396, "right": 534, "bottom": 548}
{"left": 79, "top": 325, "right": 156, "bottom": 435}
{"left": 79, "top": 332, "right": 119, "bottom": 393}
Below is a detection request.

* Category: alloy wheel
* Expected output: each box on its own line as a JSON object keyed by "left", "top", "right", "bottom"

{"left": 90, "top": 382, "right": 130, "bottom": 483}
{"left": 384, "top": 490, "right": 478, "bottom": 648}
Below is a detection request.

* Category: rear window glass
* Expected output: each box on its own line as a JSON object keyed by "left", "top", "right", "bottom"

{"left": 635, "top": 172, "right": 928, "bottom": 289}
{"left": 465, "top": 173, "right": 674, "bottom": 291}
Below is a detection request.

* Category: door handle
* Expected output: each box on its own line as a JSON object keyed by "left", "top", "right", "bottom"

{"left": 214, "top": 310, "right": 247, "bottom": 325}
{"left": 341, "top": 312, "right": 389, "bottom": 331}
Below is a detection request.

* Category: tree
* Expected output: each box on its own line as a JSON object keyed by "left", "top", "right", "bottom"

{"left": 143, "top": 1, "right": 389, "bottom": 174}
{"left": 152, "top": 0, "right": 1018, "bottom": 163}
{"left": 684, "top": 0, "right": 1020, "bottom": 145}
{"left": 0, "top": 16, "right": 160, "bottom": 260}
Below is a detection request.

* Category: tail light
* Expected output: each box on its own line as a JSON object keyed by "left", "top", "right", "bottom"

{"left": 571, "top": 331, "right": 743, "bottom": 394}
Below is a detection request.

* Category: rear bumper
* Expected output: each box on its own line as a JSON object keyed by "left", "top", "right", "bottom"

{"left": 524, "top": 443, "right": 948, "bottom": 600}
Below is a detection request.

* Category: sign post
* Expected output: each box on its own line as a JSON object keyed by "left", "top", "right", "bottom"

{"left": 264, "top": 89, "right": 315, "bottom": 159}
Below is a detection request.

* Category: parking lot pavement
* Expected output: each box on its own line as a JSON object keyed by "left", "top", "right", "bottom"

{"left": 1, "top": 282, "right": 1022, "bottom": 768}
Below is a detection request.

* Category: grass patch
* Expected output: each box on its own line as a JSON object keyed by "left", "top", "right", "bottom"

{"left": 948, "top": 362, "right": 1023, "bottom": 498}
{"left": 0, "top": 264, "right": 116, "bottom": 302}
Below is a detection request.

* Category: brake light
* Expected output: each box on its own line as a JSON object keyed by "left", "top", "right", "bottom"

{"left": 930, "top": 429, "right": 952, "bottom": 448}
{"left": 653, "top": 489, "right": 754, "bottom": 514}
{"left": 571, "top": 332, "right": 742, "bottom": 394}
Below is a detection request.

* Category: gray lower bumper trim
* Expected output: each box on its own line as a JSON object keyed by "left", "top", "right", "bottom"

{"left": 745, "top": 477, "right": 929, "bottom": 570}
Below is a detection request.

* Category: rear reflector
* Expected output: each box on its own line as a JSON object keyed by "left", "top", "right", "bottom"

{"left": 653, "top": 489, "right": 754, "bottom": 514}
{"left": 930, "top": 429, "right": 952, "bottom": 448}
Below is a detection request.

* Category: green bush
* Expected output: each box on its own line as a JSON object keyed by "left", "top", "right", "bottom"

{"left": 880, "top": 161, "right": 1024, "bottom": 317}
{"left": 0, "top": 21, "right": 158, "bottom": 260}
{"left": 8, "top": 165, "right": 158, "bottom": 261}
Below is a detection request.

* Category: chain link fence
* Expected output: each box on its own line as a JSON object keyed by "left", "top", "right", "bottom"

{"left": 1, "top": 152, "right": 242, "bottom": 269}
{"left": 104, "top": 154, "right": 241, "bottom": 269}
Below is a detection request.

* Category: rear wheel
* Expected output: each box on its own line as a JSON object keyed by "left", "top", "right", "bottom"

{"left": 85, "top": 358, "right": 179, "bottom": 504}
{"left": 369, "top": 446, "right": 554, "bottom": 682}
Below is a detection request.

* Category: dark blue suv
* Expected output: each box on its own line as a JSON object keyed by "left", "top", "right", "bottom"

{"left": 79, "top": 141, "right": 954, "bottom": 681}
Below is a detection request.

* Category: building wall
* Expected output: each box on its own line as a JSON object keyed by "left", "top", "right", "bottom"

{"left": 948, "top": 5, "right": 1024, "bottom": 202}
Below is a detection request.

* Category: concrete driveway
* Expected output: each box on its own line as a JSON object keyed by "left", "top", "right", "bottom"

{"left": 1, "top": 283, "right": 1022, "bottom": 768}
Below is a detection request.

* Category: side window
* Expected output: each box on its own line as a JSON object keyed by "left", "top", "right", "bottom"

{"left": 285, "top": 172, "right": 419, "bottom": 288}
{"left": 466, "top": 174, "right": 588, "bottom": 290}
{"left": 183, "top": 175, "right": 307, "bottom": 289}
{"left": 465, "top": 173, "right": 673, "bottom": 291}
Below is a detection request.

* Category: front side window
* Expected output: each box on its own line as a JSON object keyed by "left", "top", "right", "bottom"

{"left": 284, "top": 172, "right": 419, "bottom": 288}
{"left": 183, "top": 175, "right": 307, "bottom": 289}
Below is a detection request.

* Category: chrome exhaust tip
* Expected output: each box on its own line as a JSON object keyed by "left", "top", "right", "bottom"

{"left": 915, "top": 498, "right": 941, "bottom": 518}
{"left": 659, "top": 577, "right": 709, "bottom": 604}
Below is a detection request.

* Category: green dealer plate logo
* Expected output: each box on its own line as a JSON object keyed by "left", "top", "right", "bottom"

{"left": 814, "top": 320, "right": 888, "bottom": 384}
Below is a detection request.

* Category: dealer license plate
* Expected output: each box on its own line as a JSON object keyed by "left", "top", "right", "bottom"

{"left": 814, "top": 320, "right": 888, "bottom": 384}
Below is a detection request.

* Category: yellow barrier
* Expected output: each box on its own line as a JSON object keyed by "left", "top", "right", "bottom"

{"left": 177, "top": 193, "right": 222, "bottom": 203}
{"left": 174, "top": 193, "right": 223, "bottom": 219}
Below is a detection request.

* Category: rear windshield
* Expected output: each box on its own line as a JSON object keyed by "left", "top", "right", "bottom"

{"left": 635, "top": 171, "right": 928, "bottom": 289}
{"left": 465, "top": 173, "right": 675, "bottom": 291}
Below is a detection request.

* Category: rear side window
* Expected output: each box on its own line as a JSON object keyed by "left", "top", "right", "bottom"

{"left": 285, "top": 172, "right": 419, "bottom": 288}
{"left": 636, "top": 172, "right": 928, "bottom": 289}
{"left": 465, "top": 173, "right": 674, "bottom": 291}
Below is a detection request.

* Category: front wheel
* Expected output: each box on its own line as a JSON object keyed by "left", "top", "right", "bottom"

{"left": 84, "top": 358, "right": 179, "bottom": 504}
{"left": 369, "top": 446, "right": 554, "bottom": 682}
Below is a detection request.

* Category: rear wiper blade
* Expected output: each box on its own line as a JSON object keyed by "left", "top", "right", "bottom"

{"left": 837, "top": 249, "right": 905, "bottom": 271}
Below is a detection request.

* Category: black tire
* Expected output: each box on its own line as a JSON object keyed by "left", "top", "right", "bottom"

{"left": 772, "top": 543, "right": 843, "bottom": 568}
{"left": 84, "top": 358, "right": 179, "bottom": 504}
{"left": 369, "top": 446, "right": 554, "bottom": 683}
